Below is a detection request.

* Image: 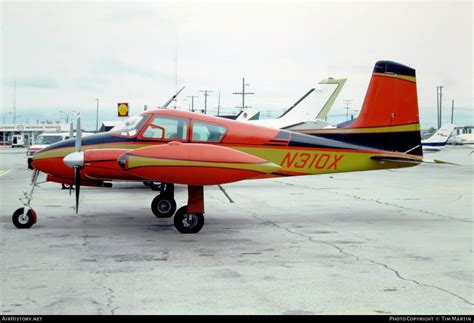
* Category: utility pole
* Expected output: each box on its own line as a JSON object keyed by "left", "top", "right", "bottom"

{"left": 217, "top": 91, "right": 221, "bottom": 116}
{"left": 439, "top": 86, "right": 443, "bottom": 128}
{"left": 343, "top": 99, "right": 353, "bottom": 121}
{"left": 187, "top": 95, "right": 198, "bottom": 112}
{"left": 451, "top": 99, "right": 454, "bottom": 124}
{"left": 95, "top": 98, "right": 99, "bottom": 132}
{"left": 174, "top": 45, "right": 178, "bottom": 109}
{"left": 200, "top": 90, "right": 212, "bottom": 114}
{"left": 13, "top": 80, "right": 16, "bottom": 124}
{"left": 436, "top": 86, "right": 440, "bottom": 129}
{"left": 233, "top": 77, "right": 254, "bottom": 110}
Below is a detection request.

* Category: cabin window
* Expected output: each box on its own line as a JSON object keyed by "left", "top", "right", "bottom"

{"left": 192, "top": 121, "right": 226, "bottom": 142}
{"left": 142, "top": 116, "right": 188, "bottom": 140}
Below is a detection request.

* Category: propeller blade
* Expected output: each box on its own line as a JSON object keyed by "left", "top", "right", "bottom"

{"left": 75, "top": 113, "right": 82, "bottom": 153}
{"left": 74, "top": 167, "right": 81, "bottom": 214}
{"left": 69, "top": 121, "right": 74, "bottom": 139}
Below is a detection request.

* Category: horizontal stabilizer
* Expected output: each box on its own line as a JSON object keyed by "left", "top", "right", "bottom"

{"left": 370, "top": 155, "right": 457, "bottom": 165}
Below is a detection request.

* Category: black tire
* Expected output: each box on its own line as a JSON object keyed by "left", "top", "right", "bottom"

{"left": 143, "top": 181, "right": 151, "bottom": 187}
{"left": 12, "top": 208, "right": 36, "bottom": 229}
{"left": 151, "top": 195, "right": 177, "bottom": 218}
{"left": 173, "top": 205, "right": 204, "bottom": 234}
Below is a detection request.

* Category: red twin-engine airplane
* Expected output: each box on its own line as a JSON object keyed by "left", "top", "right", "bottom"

{"left": 13, "top": 61, "right": 427, "bottom": 234}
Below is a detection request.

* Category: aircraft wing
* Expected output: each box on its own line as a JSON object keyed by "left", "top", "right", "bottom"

{"left": 117, "top": 142, "right": 281, "bottom": 185}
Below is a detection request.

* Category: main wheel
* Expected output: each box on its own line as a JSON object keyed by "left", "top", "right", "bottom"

{"left": 12, "top": 207, "right": 37, "bottom": 229}
{"left": 151, "top": 195, "right": 177, "bottom": 218}
{"left": 173, "top": 205, "right": 204, "bottom": 234}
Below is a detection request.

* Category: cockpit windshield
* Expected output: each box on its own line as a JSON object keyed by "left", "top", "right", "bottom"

{"left": 110, "top": 114, "right": 146, "bottom": 137}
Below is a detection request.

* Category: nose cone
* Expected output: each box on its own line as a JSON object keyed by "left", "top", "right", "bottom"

{"left": 63, "top": 151, "right": 84, "bottom": 168}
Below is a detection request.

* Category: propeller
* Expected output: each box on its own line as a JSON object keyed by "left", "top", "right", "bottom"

{"left": 69, "top": 121, "right": 74, "bottom": 196}
{"left": 63, "top": 113, "right": 83, "bottom": 214}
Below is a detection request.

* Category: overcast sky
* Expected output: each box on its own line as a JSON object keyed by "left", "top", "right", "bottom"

{"left": 1, "top": 1, "right": 472, "bottom": 128}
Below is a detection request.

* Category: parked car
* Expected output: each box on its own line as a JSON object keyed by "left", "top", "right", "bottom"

{"left": 26, "top": 132, "right": 93, "bottom": 169}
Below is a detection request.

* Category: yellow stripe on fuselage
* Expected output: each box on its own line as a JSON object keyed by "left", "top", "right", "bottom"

{"left": 127, "top": 155, "right": 281, "bottom": 174}
{"left": 32, "top": 143, "right": 149, "bottom": 160}
{"left": 234, "top": 147, "right": 411, "bottom": 175}
{"left": 297, "top": 123, "right": 420, "bottom": 135}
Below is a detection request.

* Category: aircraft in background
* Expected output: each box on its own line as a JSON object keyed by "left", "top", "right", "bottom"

{"left": 421, "top": 123, "right": 455, "bottom": 151}
{"left": 246, "top": 78, "right": 346, "bottom": 129}
{"left": 451, "top": 133, "right": 474, "bottom": 145}
{"left": 14, "top": 61, "right": 443, "bottom": 234}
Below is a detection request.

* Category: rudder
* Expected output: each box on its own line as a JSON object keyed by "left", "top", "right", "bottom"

{"left": 347, "top": 61, "right": 422, "bottom": 156}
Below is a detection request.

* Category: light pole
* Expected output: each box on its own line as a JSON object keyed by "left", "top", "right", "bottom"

{"left": 59, "top": 110, "right": 76, "bottom": 123}
{"left": 95, "top": 98, "right": 99, "bottom": 132}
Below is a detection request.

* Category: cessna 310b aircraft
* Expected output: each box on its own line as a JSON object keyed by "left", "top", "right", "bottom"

{"left": 13, "top": 61, "right": 436, "bottom": 234}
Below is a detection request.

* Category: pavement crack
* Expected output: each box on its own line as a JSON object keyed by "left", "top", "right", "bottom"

{"left": 276, "top": 181, "right": 472, "bottom": 223}
{"left": 240, "top": 207, "right": 473, "bottom": 307}
{"left": 106, "top": 285, "right": 118, "bottom": 315}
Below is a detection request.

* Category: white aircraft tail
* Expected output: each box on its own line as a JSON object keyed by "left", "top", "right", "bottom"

{"left": 235, "top": 108, "right": 260, "bottom": 121}
{"left": 249, "top": 78, "right": 346, "bottom": 129}
{"left": 422, "top": 123, "right": 455, "bottom": 150}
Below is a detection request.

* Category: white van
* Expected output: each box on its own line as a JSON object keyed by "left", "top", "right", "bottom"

{"left": 27, "top": 133, "right": 70, "bottom": 169}
{"left": 11, "top": 134, "right": 26, "bottom": 148}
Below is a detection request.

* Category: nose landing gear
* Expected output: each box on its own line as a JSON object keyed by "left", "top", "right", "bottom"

{"left": 12, "top": 170, "right": 40, "bottom": 229}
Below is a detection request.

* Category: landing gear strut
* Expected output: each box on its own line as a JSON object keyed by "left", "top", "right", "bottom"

{"left": 151, "top": 183, "right": 176, "bottom": 218}
{"left": 12, "top": 169, "right": 39, "bottom": 229}
{"left": 173, "top": 185, "right": 205, "bottom": 234}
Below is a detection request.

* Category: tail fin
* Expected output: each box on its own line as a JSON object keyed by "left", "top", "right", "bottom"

{"left": 347, "top": 61, "right": 422, "bottom": 155}
{"left": 422, "top": 123, "right": 455, "bottom": 148}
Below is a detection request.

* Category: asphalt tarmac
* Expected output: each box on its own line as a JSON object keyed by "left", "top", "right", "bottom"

{"left": 0, "top": 146, "right": 472, "bottom": 314}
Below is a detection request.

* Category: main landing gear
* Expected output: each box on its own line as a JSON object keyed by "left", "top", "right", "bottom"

{"left": 151, "top": 183, "right": 176, "bottom": 218}
{"left": 12, "top": 169, "right": 39, "bottom": 229}
{"left": 151, "top": 184, "right": 205, "bottom": 234}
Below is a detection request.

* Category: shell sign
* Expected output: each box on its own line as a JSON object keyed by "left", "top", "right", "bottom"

{"left": 117, "top": 103, "right": 129, "bottom": 117}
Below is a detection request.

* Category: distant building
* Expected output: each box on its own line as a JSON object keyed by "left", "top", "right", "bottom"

{"left": 0, "top": 123, "right": 69, "bottom": 146}
{"left": 454, "top": 125, "right": 473, "bottom": 136}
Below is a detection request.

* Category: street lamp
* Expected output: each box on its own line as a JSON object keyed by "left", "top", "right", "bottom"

{"left": 95, "top": 98, "right": 99, "bottom": 132}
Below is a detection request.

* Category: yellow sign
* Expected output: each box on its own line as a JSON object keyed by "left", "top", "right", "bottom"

{"left": 118, "top": 103, "right": 129, "bottom": 117}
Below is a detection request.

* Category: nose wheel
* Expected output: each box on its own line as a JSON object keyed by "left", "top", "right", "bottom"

{"left": 12, "top": 207, "right": 37, "bottom": 229}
